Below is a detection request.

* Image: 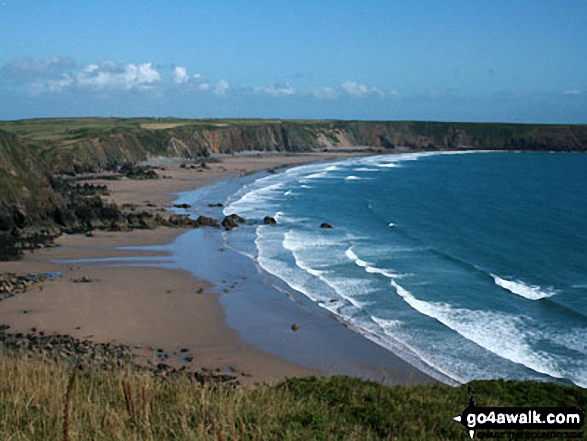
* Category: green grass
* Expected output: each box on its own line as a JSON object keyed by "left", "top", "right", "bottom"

{"left": 0, "top": 351, "right": 584, "bottom": 440}
{"left": 0, "top": 118, "right": 317, "bottom": 141}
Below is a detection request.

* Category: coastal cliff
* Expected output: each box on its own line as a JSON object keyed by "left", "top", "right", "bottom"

{"left": 0, "top": 118, "right": 586, "bottom": 252}
{"left": 3, "top": 119, "right": 587, "bottom": 174}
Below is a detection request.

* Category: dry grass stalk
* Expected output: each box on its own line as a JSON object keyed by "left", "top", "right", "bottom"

{"left": 142, "top": 384, "right": 153, "bottom": 440}
{"left": 122, "top": 380, "right": 136, "bottom": 427}
{"left": 62, "top": 364, "right": 80, "bottom": 441}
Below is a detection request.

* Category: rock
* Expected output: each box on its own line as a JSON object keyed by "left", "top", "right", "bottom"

{"left": 173, "top": 203, "right": 191, "bottom": 209}
{"left": 222, "top": 214, "right": 246, "bottom": 231}
{"left": 222, "top": 217, "right": 238, "bottom": 230}
{"left": 120, "top": 164, "right": 159, "bottom": 180}
{"left": 291, "top": 323, "right": 301, "bottom": 332}
{"left": 263, "top": 216, "right": 277, "bottom": 225}
{"left": 320, "top": 222, "right": 333, "bottom": 229}
{"left": 208, "top": 203, "right": 224, "bottom": 208}
{"left": 168, "top": 214, "right": 192, "bottom": 227}
{"left": 194, "top": 216, "right": 219, "bottom": 228}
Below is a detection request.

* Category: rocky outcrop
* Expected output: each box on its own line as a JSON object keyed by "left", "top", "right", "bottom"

{"left": 119, "top": 164, "right": 159, "bottom": 180}
{"left": 221, "top": 214, "right": 246, "bottom": 230}
{"left": 263, "top": 216, "right": 277, "bottom": 225}
{"left": 194, "top": 216, "right": 220, "bottom": 228}
{"left": 164, "top": 214, "right": 219, "bottom": 229}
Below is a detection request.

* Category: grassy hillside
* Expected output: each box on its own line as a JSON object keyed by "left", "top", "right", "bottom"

{"left": 0, "top": 351, "right": 584, "bottom": 440}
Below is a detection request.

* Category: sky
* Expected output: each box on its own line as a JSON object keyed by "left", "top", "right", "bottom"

{"left": 0, "top": 0, "right": 586, "bottom": 123}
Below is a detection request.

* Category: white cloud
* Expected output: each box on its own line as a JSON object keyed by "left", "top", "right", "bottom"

{"left": 47, "top": 74, "right": 74, "bottom": 92}
{"left": 172, "top": 66, "right": 189, "bottom": 84}
{"left": 82, "top": 64, "right": 99, "bottom": 74}
{"left": 76, "top": 61, "right": 161, "bottom": 91}
{"left": 341, "top": 81, "right": 383, "bottom": 98}
{"left": 253, "top": 83, "right": 296, "bottom": 97}
{"left": 309, "top": 86, "right": 339, "bottom": 100}
{"left": 214, "top": 79, "right": 229, "bottom": 96}
{"left": 3, "top": 56, "right": 407, "bottom": 104}
{"left": 564, "top": 89, "right": 582, "bottom": 95}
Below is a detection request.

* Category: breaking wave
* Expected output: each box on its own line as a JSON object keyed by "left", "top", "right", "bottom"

{"left": 492, "top": 275, "right": 557, "bottom": 300}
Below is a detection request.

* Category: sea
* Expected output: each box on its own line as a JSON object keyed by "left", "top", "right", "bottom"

{"left": 213, "top": 151, "right": 587, "bottom": 388}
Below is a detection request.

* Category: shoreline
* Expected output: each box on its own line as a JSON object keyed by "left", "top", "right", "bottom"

{"left": 0, "top": 151, "right": 436, "bottom": 385}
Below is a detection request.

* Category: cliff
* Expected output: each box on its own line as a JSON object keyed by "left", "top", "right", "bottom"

{"left": 4, "top": 119, "right": 586, "bottom": 176}
{"left": 0, "top": 118, "right": 586, "bottom": 253}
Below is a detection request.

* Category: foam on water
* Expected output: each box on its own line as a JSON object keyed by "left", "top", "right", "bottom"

{"left": 376, "top": 163, "right": 400, "bottom": 168}
{"left": 224, "top": 181, "right": 284, "bottom": 217}
{"left": 371, "top": 316, "right": 404, "bottom": 331}
{"left": 492, "top": 274, "right": 558, "bottom": 300}
{"left": 346, "top": 248, "right": 405, "bottom": 279}
{"left": 390, "top": 280, "right": 569, "bottom": 382}
{"left": 219, "top": 151, "right": 586, "bottom": 387}
{"left": 354, "top": 167, "right": 379, "bottom": 172}
{"left": 256, "top": 228, "right": 334, "bottom": 304}
{"left": 256, "top": 228, "right": 376, "bottom": 310}
{"left": 304, "top": 172, "right": 330, "bottom": 179}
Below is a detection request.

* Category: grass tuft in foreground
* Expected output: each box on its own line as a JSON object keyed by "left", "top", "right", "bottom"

{"left": 0, "top": 352, "right": 585, "bottom": 440}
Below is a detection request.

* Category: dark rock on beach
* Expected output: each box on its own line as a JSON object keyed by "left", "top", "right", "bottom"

{"left": 166, "top": 214, "right": 219, "bottom": 228}
{"left": 167, "top": 214, "right": 195, "bottom": 227}
{"left": 119, "top": 164, "right": 159, "bottom": 180}
{"left": 0, "top": 272, "right": 48, "bottom": 301}
{"left": 0, "top": 326, "right": 241, "bottom": 386}
{"left": 263, "top": 216, "right": 277, "bottom": 225}
{"left": 194, "top": 215, "right": 219, "bottom": 228}
{"left": 222, "top": 214, "right": 246, "bottom": 230}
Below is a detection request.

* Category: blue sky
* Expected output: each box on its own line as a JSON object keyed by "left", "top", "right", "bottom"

{"left": 1, "top": 0, "right": 586, "bottom": 122}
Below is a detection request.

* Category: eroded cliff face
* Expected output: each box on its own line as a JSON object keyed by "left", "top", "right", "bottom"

{"left": 28, "top": 121, "right": 587, "bottom": 175}
{"left": 0, "top": 120, "right": 586, "bottom": 247}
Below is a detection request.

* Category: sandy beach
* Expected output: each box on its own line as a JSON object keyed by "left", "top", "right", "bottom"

{"left": 0, "top": 151, "right": 435, "bottom": 385}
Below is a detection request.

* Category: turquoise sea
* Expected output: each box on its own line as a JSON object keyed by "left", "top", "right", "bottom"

{"left": 217, "top": 151, "right": 587, "bottom": 387}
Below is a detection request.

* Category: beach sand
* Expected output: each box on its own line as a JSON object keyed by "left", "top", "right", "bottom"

{"left": 0, "top": 151, "right": 436, "bottom": 385}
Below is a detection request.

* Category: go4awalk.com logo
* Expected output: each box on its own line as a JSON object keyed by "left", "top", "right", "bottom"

{"left": 453, "top": 387, "right": 584, "bottom": 439}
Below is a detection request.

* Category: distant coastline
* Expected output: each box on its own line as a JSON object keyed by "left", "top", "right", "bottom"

{"left": 1, "top": 118, "right": 586, "bottom": 258}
